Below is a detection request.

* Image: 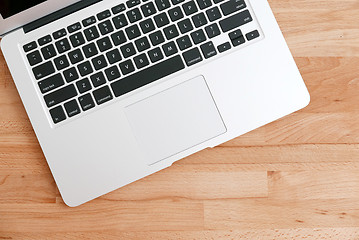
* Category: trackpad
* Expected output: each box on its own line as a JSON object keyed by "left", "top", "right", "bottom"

{"left": 125, "top": 75, "right": 227, "bottom": 165}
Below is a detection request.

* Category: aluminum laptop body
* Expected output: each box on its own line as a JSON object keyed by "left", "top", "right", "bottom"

{"left": 0, "top": 0, "right": 310, "bottom": 206}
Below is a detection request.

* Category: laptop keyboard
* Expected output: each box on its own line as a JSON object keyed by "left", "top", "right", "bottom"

{"left": 23, "top": 0, "right": 261, "bottom": 124}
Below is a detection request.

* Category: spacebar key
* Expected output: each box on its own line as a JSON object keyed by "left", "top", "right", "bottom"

{"left": 111, "top": 55, "right": 185, "bottom": 97}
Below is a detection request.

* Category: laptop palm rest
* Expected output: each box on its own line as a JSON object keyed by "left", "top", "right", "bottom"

{"left": 125, "top": 75, "right": 227, "bottom": 165}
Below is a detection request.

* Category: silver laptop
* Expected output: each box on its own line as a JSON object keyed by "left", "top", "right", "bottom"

{"left": 0, "top": 0, "right": 309, "bottom": 206}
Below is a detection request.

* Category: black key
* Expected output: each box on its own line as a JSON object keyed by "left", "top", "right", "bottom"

{"left": 206, "top": 7, "right": 222, "bottom": 22}
{"left": 177, "top": 19, "right": 193, "bottom": 34}
{"left": 220, "top": 0, "right": 246, "bottom": 16}
{"left": 50, "top": 106, "right": 66, "bottom": 124}
{"left": 135, "top": 37, "right": 151, "bottom": 52}
{"left": 53, "top": 29, "right": 67, "bottom": 40}
{"left": 112, "top": 14, "right": 128, "bottom": 29}
{"left": 141, "top": 2, "right": 157, "bottom": 17}
{"left": 164, "top": 24, "right": 179, "bottom": 40}
{"left": 84, "top": 26, "right": 100, "bottom": 41}
{"left": 33, "top": 61, "right": 55, "bottom": 80}
{"left": 191, "top": 29, "right": 206, "bottom": 44}
{"left": 217, "top": 42, "right": 231, "bottom": 52}
{"left": 97, "top": 36, "right": 113, "bottom": 52}
{"left": 82, "top": 16, "right": 97, "bottom": 27}
{"left": 106, "top": 49, "right": 122, "bottom": 64}
{"left": 90, "top": 72, "right": 107, "bottom": 87}
{"left": 120, "top": 42, "right": 137, "bottom": 58}
{"left": 125, "top": 24, "right": 141, "bottom": 40}
{"left": 127, "top": 8, "right": 143, "bottom": 23}
{"left": 134, "top": 53, "right": 150, "bottom": 69}
{"left": 148, "top": 47, "right": 164, "bottom": 63}
{"left": 214, "top": 0, "right": 224, "bottom": 3}
{"left": 82, "top": 43, "right": 98, "bottom": 58}
{"left": 27, "top": 51, "right": 42, "bottom": 66}
{"left": 246, "top": 30, "right": 260, "bottom": 41}
{"left": 205, "top": 23, "right": 221, "bottom": 38}
{"left": 38, "top": 73, "right": 65, "bottom": 94}
{"left": 98, "top": 20, "right": 114, "bottom": 35}
{"left": 54, "top": 55, "right": 70, "bottom": 71}
{"left": 78, "top": 61, "right": 94, "bottom": 77}
{"left": 176, "top": 35, "right": 192, "bottom": 50}
{"left": 229, "top": 29, "right": 243, "bottom": 40}
{"left": 162, "top": 41, "right": 178, "bottom": 56}
{"left": 68, "top": 49, "right": 84, "bottom": 64}
{"left": 64, "top": 99, "right": 81, "bottom": 117}
{"left": 63, "top": 67, "right": 80, "bottom": 83}
{"left": 105, "top": 66, "right": 121, "bottom": 81}
{"left": 111, "top": 30, "right": 127, "bottom": 46}
{"left": 23, "top": 41, "right": 37, "bottom": 52}
{"left": 197, "top": 0, "right": 212, "bottom": 9}
{"left": 112, "top": 4, "right": 126, "bottom": 14}
{"left": 183, "top": 47, "right": 203, "bottom": 66}
{"left": 155, "top": 0, "right": 171, "bottom": 11}
{"left": 41, "top": 44, "right": 57, "bottom": 60}
{"left": 127, "top": 0, "right": 141, "bottom": 8}
{"left": 38, "top": 35, "right": 52, "bottom": 46}
{"left": 68, "top": 22, "right": 81, "bottom": 33}
{"left": 219, "top": 10, "right": 252, "bottom": 32}
{"left": 168, "top": 7, "right": 184, "bottom": 22}
{"left": 139, "top": 19, "right": 155, "bottom": 34}
{"left": 192, "top": 13, "right": 208, "bottom": 28}
{"left": 200, "top": 41, "right": 217, "bottom": 58}
{"left": 154, "top": 13, "right": 170, "bottom": 28}
{"left": 44, "top": 84, "right": 77, "bottom": 108}
{"left": 69, "top": 32, "right": 85, "bottom": 47}
{"left": 182, "top": 1, "right": 198, "bottom": 16}
{"left": 232, "top": 35, "right": 245, "bottom": 46}
{"left": 171, "top": 0, "right": 184, "bottom": 5}
{"left": 149, "top": 31, "right": 165, "bottom": 46}
{"left": 97, "top": 10, "right": 111, "bottom": 20}
{"left": 93, "top": 86, "right": 113, "bottom": 105}
{"left": 92, "top": 55, "right": 108, "bottom": 70}
{"left": 76, "top": 78, "right": 92, "bottom": 93}
{"left": 111, "top": 55, "right": 185, "bottom": 97}
{"left": 55, "top": 38, "right": 71, "bottom": 54}
{"left": 79, "top": 93, "right": 95, "bottom": 111}
{"left": 119, "top": 59, "right": 135, "bottom": 75}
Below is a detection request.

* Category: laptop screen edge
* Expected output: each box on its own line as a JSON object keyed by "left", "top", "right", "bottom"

{"left": 0, "top": 0, "right": 81, "bottom": 36}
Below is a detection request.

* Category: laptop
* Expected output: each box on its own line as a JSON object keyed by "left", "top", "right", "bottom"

{"left": 0, "top": 0, "right": 309, "bottom": 206}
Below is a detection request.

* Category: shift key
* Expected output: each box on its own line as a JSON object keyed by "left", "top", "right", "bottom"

{"left": 219, "top": 10, "right": 252, "bottom": 32}
{"left": 44, "top": 84, "right": 78, "bottom": 108}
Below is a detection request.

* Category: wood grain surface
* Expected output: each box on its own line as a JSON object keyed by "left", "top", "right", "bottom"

{"left": 1, "top": 0, "right": 359, "bottom": 239}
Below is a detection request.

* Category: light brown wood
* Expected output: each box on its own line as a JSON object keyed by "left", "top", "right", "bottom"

{"left": 1, "top": 0, "right": 359, "bottom": 239}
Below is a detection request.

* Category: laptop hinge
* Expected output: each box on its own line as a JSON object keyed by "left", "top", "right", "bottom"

{"left": 23, "top": 0, "right": 103, "bottom": 33}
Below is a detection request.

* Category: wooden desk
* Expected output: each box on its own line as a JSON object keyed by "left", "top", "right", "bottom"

{"left": 1, "top": 0, "right": 359, "bottom": 239}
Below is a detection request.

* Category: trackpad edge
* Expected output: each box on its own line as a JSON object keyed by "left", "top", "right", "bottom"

{"left": 125, "top": 76, "right": 227, "bottom": 165}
